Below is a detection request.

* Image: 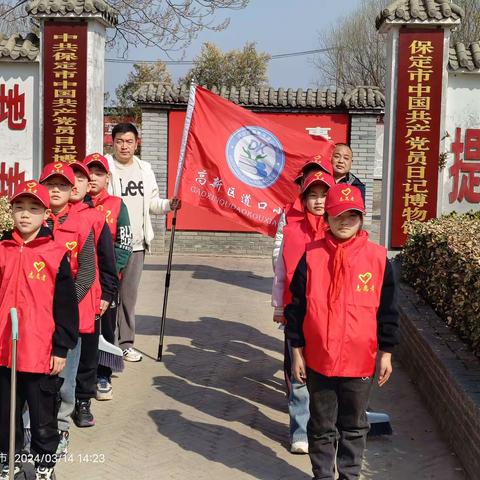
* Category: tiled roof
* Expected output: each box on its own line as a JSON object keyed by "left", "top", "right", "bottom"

{"left": 449, "top": 42, "right": 480, "bottom": 71}
{"left": 132, "top": 84, "right": 385, "bottom": 111}
{"left": 376, "top": 0, "right": 463, "bottom": 30}
{"left": 0, "top": 32, "right": 40, "bottom": 61}
{"left": 26, "top": 0, "right": 118, "bottom": 27}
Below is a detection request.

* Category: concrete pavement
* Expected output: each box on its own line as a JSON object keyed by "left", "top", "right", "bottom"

{"left": 56, "top": 255, "right": 466, "bottom": 479}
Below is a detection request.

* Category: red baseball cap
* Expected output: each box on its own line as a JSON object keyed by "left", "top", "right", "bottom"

{"left": 325, "top": 184, "right": 365, "bottom": 217}
{"left": 39, "top": 162, "right": 75, "bottom": 186}
{"left": 10, "top": 180, "right": 50, "bottom": 209}
{"left": 294, "top": 155, "right": 333, "bottom": 184}
{"left": 70, "top": 161, "right": 91, "bottom": 181}
{"left": 84, "top": 153, "right": 109, "bottom": 173}
{"left": 302, "top": 170, "right": 334, "bottom": 193}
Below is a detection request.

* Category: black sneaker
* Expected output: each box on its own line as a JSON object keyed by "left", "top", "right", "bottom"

{"left": 72, "top": 399, "right": 96, "bottom": 428}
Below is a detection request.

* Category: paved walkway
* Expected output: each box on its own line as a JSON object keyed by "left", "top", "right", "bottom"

{"left": 56, "top": 255, "right": 466, "bottom": 479}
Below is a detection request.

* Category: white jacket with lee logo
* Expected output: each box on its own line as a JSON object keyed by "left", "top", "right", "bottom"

{"left": 105, "top": 154, "right": 171, "bottom": 251}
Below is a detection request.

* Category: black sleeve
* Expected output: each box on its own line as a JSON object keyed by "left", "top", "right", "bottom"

{"left": 97, "top": 223, "right": 119, "bottom": 302}
{"left": 52, "top": 253, "right": 79, "bottom": 357}
{"left": 75, "top": 229, "right": 96, "bottom": 303}
{"left": 284, "top": 253, "right": 307, "bottom": 348}
{"left": 359, "top": 183, "right": 366, "bottom": 203}
{"left": 377, "top": 259, "right": 400, "bottom": 352}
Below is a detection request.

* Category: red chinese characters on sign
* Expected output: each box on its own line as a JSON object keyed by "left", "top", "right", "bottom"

{"left": 43, "top": 22, "right": 87, "bottom": 165}
{"left": 0, "top": 162, "right": 26, "bottom": 196}
{"left": 449, "top": 128, "right": 480, "bottom": 204}
{"left": 390, "top": 30, "right": 445, "bottom": 248}
{"left": 0, "top": 84, "right": 26, "bottom": 130}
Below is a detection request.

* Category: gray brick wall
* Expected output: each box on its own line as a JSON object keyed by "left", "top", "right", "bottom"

{"left": 398, "top": 281, "right": 480, "bottom": 479}
{"left": 167, "top": 231, "right": 273, "bottom": 257}
{"left": 141, "top": 109, "right": 169, "bottom": 254}
{"left": 349, "top": 114, "right": 377, "bottom": 225}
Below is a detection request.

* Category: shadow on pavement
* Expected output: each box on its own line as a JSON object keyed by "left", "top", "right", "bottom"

{"left": 137, "top": 315, "right": 285, "bottom": 411}
{"left": 143, "top": 263, "right": 273, "bottom": 294}
{"left": 149, "top": 409, "right": 310, "bottom": 480}
{"left": 153, "top": 376, "right": 287, "bottom": 444}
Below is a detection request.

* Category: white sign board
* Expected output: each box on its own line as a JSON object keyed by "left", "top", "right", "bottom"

{"left": 0, "top": 62, "right": 39, "bottom": 197}
{"left": 441, "top": 73, "right": 480, "bottom": 214}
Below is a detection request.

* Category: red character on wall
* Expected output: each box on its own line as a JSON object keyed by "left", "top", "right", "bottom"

{"left": 0, "top": 162, "right": 26, "bottom": 196}
{"left": 0, "top": 84, "right": 26, "bottom": 130}
{"left": 449, "top": 128, "right": 480, "bottom": 204}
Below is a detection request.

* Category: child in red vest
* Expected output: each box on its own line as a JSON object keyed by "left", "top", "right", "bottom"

{"left": 285, "top": 184, "right": 399, "bottom": 480}
{"left": 272, "top": 170, "right": 334, "bottom": 454}
{"left": 39, "top": 163, "right": 97, "bottom": 434}
{"left": 0, "top": 181, "right": 78, "bottom": 480}
{"left": 272, "top": 156, "right": 333, "bottom": 269}
{"left": 83, "top": 153, "right": 132, "bottom": 396}
{"left": 69, "top": 161, "right": 120, "bottom": 406}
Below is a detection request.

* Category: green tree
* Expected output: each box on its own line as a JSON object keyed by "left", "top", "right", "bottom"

{"left": 182, "top": 42, "right": 270, "bottom": 88}
{"left": 115, "top": 61, "right": 172, "bottom": 121}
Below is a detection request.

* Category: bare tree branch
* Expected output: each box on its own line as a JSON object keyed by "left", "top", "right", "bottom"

{"left": 0, "top": 0, "right": 249, "bottom": 54}
{"left": 314, "top": 0, "right": 479, "bottom": 90}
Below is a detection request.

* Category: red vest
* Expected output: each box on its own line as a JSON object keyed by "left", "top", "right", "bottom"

{"left": 50, "top": 206, "right": 96, "bottom": 334}
{"left": 304, "top": 231, "right": 387, "bottom": 377}
{"left": 92, "top": 190, "right": 122, "bottom": 241}
{"left": 0, "top": 232, "right": 67, "bottom": 374}
{"left": 284, "top": 197, "right": 304, "bottom": 225}
{"left": 282, "top": 216, "right": 328, "bottom": 306}
{"left": 70, "top": 202, "right": 107, "bottom": 328}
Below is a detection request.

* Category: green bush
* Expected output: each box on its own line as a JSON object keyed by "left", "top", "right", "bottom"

{"left": 401, "top": 212, "right": 480, "bottom": 355}
{"left": 0, "top": 197, "right": 14, "bottom": 237}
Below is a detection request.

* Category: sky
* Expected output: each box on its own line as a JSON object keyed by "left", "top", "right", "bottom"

{"left": 105, "top": 0, "right": 365, "bottom": 100}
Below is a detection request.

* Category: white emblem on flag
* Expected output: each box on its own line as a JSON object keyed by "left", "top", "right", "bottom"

{"left": 226, "top": 126, "right": 285, "bottom": 189}
{"left": 196, "top": 170, "right": 208, "bottom": 185}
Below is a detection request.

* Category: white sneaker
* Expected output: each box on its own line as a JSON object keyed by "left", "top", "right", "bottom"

{"left": 290, "top": 440, "right": 309, "bottom": 454}
{"left": 123, "top": 347, "right": 143, "bottom": 362}
{"left": 35, "top": 466, "right": 55, "bottom": 480}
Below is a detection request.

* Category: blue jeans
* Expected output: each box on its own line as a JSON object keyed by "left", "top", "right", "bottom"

{"left": 57, "top": 338, "right": 82, "bottom": 432}
{"left": 287, "top": 340, "right": 309, "bottom": 443}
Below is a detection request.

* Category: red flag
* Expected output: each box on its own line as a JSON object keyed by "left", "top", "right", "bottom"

{"left": 178, "top": 86, "right": 334, "bottom": 236}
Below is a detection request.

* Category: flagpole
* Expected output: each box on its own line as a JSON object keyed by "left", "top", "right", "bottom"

{"left": 157, "top": 83, "right": 197, "bottom": 362}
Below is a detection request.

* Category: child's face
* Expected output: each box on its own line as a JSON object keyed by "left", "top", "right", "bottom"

{"left": 12, "top": 196, "right": 50, "bottom": 241}
{"left": 304, "top": 184, "right": 328, "bottom": 216}
{"left": 42, "top": 175, "right": 73, "bottom": 212}
{"left": 88, "top": 165, "right": 109, "bottom": 195}
{"left": 328, "top": 210, "right": 362, "bottom": 241}
{"left": 70, "top": 171, "right": 91, "bottom": 203}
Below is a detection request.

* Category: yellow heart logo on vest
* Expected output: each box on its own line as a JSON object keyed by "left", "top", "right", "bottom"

{"left": 358, "top": 272, "right": 372, "bottom": 284}
{"left": 341, "top": 188, "right": 352, "bottom": 197}
{"left": 34, "top": 261, "right": 46, "bottom": 273}
{"left": 65, "top": 241, "right": 78, "bottom": 251}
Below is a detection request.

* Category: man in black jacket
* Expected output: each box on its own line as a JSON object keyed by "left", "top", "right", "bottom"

{"left": 331, "top": 143, "right": 366, "bottom": 202}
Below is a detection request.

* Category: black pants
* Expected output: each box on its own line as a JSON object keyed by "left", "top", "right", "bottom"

{"left": 97, "top": 295, "right": 118, "bottom": 380}
{"left": 76, "top": 317, "right": 100, "bottom": 400}
{"left": 0, "top": 367, "right": 63, "bottom": 468}
{"left": 306, "top": 368, "right": 373, "bottom": 480}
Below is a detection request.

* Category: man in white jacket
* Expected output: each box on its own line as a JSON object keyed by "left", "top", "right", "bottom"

{"left": 106, "top": 123, "right": 180, "bottom": 362}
